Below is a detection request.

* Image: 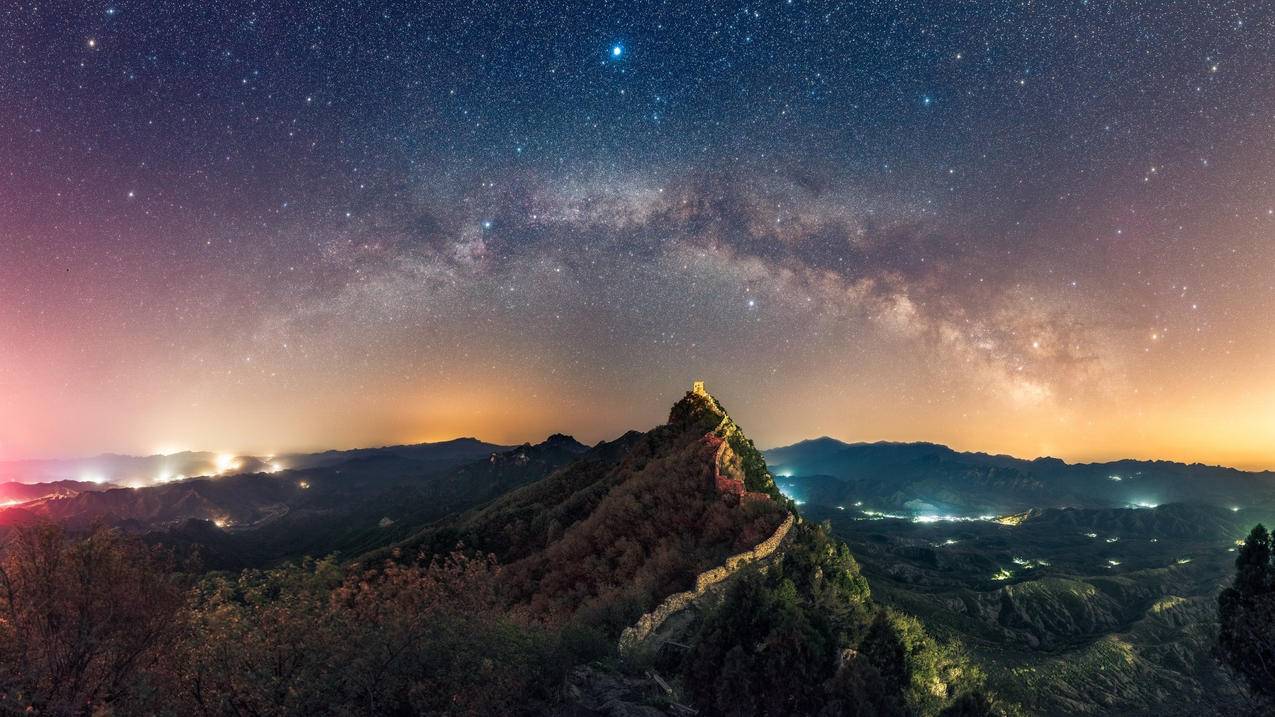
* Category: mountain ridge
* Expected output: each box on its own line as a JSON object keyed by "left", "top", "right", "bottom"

{"left": 767, "top": 437, "right": 1275, "bottom": 477}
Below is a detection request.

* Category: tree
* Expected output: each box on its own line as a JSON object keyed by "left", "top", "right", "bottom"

{"left": 0, "top": 523, "right": 185, "bottom": 715}
{"left": 1217, "top": 524, "right": 1275, "bottom": 703}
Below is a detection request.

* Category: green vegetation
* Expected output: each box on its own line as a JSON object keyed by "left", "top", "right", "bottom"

{"left": 727, "top": 429, "right": 784, "bottom": 500}
{"left": 680, "top": 521, "right": 994, "bottom": 716}
{"left": 1217, "top": 523, "right": 1275, "bottom": 706}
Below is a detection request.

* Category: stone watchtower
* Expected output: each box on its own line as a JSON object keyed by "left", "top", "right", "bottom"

{"left": 692, "top": 380, "right": 708, "bottom": 396}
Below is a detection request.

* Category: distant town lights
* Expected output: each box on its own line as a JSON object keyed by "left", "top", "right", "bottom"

{"left": 214, "top": 453, "right": 240, "bottom": 474}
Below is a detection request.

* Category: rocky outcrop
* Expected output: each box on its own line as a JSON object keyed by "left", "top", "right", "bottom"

{"left": 555, "top": 666, "right": 674, "bottom": 716}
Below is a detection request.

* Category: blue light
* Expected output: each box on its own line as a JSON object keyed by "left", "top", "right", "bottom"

{"left": 611, "top": 45, "right": 623, "bottom": 58}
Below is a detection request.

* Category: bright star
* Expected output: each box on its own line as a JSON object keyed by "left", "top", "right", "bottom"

{"left": 611, "top": 45, "right": 623, "bottom": 58}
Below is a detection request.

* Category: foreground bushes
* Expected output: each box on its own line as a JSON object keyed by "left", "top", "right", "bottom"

{"left": 0, "top": 525, "right": 607, "bottom": 716}
{"left": 0, "top": 525, "right": 184, "bottom": 714}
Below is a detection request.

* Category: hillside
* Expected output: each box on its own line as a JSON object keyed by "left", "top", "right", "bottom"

{"left": 380, "top": 382, "right": 791, "bottom": 633}
{"left": 373, "top": 384, "right": 998, "bottom": 715}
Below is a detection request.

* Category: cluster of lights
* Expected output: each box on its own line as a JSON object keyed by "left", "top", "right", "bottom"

{"left": 214, "top": 453, "right": 240, "bottom": 474}
{"left": 912, "top": 513, "right": 998, "bottom": 524}
{"left": 992, "top": 569, "right": 1013, "bottom": 581}
{"left": 859, "top": 509, "right": 907, "bottom": 520}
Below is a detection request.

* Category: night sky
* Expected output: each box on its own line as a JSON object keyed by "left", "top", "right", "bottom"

{"left": 3, "top": 1, "right": 1275, "bottom": 467}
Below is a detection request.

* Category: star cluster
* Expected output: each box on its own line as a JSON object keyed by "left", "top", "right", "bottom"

{"left": 2, "top": 1, "right": 1274, "bottom": 467}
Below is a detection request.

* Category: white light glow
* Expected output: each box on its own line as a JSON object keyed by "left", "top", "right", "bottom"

{"left": 214, "top": 453, "right": 240, "bottom": 475}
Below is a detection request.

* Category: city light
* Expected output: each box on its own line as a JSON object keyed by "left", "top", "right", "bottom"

{"left": 214, "top": 453, "right": 240, "bottom": 475}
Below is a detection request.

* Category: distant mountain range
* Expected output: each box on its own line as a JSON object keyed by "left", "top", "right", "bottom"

{"left": 0, "top": 437, "right": 506, "bottom": 487}
{"left": 0, "top": 436, "right": 564, "bottom": 568}
{"left": 764, "top": 438, "right": 1275, "bottom": 515}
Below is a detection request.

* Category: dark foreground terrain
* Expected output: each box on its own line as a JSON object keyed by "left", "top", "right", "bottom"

{"left": 1, "top": 397, "right": 1272, "bottom": 715}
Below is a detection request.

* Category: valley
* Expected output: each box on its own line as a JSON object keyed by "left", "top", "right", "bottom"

{"left": 766, "top": 438, "right": 1274, "bottom": 715}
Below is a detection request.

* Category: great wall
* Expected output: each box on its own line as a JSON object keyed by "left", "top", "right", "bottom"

{"left": 618, "top": 381, "right": 796, "bottom": 652}
{"left": 618, "top": 511, "right": 794, "bottom": 652}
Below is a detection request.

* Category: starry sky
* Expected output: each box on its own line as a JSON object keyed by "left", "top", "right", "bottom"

{"left": 3, "top": 1, "right": 1275, "bottom": 468}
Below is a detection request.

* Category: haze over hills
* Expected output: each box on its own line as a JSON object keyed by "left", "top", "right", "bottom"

{"left": 0, "top": 437, "right": 507, "bottom": 488}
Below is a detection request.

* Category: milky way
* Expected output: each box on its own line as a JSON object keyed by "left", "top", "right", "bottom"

{"left": 3, "top": 2, "right": 1275, "bottom": 467}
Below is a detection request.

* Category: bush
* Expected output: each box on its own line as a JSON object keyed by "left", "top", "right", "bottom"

{"left": 0, "top": 524, "right": 185, "bottom": 715}
{"left": 169, "top": 551, "right": 600, "bottom": 716}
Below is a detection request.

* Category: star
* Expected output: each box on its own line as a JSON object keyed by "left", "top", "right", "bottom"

{"left": 611, "top": 45, "right": 623, "bottom": 58}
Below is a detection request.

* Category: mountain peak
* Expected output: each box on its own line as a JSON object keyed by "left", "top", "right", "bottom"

{"left": 539, "top": 433, "right": 589, "bottom": 453}
{"left": 668, "top": 380, "right": 727, "bottom": 430}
